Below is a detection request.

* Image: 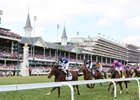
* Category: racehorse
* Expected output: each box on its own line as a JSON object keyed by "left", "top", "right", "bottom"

{"left": 108, "top": 68, "right": 129, "bottom": 94}
{"left": 47, "top": 65, "right": 80, "bottom": 97}
{"left": 125, "top": 69, "right": 133, "bottom": 78}
{"left": 133, "top": 68, "right": 140, "bottom": 77}
{"left": 79, "top": 64, "right": 106, "bottom": 88}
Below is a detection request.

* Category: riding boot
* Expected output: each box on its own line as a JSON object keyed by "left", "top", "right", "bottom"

{"left": 90, "top": 69, "right": 93, "bottom": 77}
{"left": 66, "top": 70, "right": 69, "bottom": 77}
{"left": 120, "top": 71, "right": 123, "bottom": 77}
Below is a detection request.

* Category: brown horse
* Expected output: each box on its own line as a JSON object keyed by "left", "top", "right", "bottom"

{"left": 124, "top": 67, "right": 133, "bottom": 78}
{"left": 47, "top": 65, "right": 80, "bottom": 97}
{"left": 133, "top": 68, "right": 140, "bottom": 77}
{"left": 108, "top": 68, "right": 129, "bottom": 94}
{"left": 79, "top": 64, "right": 106, "bottom": 88}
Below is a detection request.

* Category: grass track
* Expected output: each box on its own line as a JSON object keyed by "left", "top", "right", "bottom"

{"left": 0, "top": 76, "right": 139, "bottom": 100}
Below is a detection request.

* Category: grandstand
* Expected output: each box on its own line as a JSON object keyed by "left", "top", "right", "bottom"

{"left": 0, "top": 13, "right": 140, "bottom": 76}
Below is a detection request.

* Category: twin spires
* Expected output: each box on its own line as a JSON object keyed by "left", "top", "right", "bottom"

{"left": 23, "top": 13, "right": 68, "bottom": 45}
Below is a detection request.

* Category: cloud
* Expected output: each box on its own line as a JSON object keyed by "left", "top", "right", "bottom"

{"left": 96, "top": 18, "right": 111, "bottom": 26}
{"left": 123, "top": 35, "right": 140, "bottom": 46}
{"left": 124, "top": 16, "right": 140, "bottom": 29}
{"left": 1, "top": 0, "right": 140, "bottom": 43}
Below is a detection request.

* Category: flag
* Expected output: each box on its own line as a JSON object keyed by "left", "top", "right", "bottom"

{"left": 57, "top": 24, "right": 59, "bottom": 29}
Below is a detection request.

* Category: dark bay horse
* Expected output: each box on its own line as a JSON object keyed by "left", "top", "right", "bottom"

{"left": 133, "top": 68, "right": 140, "bottom": 77}
{"left": 124, "top": 67, "right": 133, "bottom": 78}
{"left": 47, "top": 65, "right": 80, "bottom": 97}
{"left": 108, "top": 68, "right": 129, "bottom": 94}
{"left": 79, "top": 64, "right": 106, "bottom": 88}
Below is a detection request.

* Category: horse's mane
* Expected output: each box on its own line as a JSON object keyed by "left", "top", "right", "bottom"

{"left": 53, "top": 64, "right": 61, "bottom": 68}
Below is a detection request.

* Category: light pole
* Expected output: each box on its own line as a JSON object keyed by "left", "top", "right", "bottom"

{"left": 0, "top": 10, "right": 3, "bottom": 24}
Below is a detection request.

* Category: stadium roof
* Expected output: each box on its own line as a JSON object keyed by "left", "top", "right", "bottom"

{"left": 0, "top": 27, "right": 10, "bottom": 31}
{"left": 20, "top": 37, "right": 78, "bottom": 52}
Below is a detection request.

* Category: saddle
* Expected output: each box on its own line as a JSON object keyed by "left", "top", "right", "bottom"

{"left": 65, "top": 71, "right": 72, "bottom": 80}
{"left": 59, "top": 69, "right": 72, "bottom": 80}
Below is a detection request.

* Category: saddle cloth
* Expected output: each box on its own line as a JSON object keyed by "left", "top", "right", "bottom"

{"left": 66, "top": 72, "right": 72, "bottom": 80}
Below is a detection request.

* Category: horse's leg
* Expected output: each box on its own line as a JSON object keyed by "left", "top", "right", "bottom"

{"left": 47, "top": 87, "right": 58, "bottom": 96}
{"left": 91, "top": 83, "right": 95, "bottom": 88}
{"left": 108, "top": 82, "right": 112, "bottom": 92}
{"left": 124, "top": 81, "right": 128, "bottom": 93}
{"left": 73, "top": 85, "right": 76, "bottom": 92}
{"left": 118, "top": 82, "right": 123, "bottom": 94}
{"left": 86, "top": 84, "right": 91, "bottom": 88}
{"left": 76, "top": 85, "right": 80, "bottom": 95}
{"left": 57, "top": 87, "right": 60, "bottom": 97}
{"left": 100, "top": 83, "right": 102, "bottom": 86}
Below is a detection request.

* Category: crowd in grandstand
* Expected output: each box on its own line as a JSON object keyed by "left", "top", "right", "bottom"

{"left": 0, "top": 50, "right": 22, "bottom": 59}
{"left": 0, "top": 28, "right": 21, "bottom": 39}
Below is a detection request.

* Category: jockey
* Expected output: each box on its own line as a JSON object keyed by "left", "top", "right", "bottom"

{"left": 58, "top": 56, "right": 69, "bottom": 77}
{"left": 113, "top": 59, "right": 124, "bottom": 77}
{"left": 125, "top": 63, "right": 130, "bottom": 71}
{"left": 95, "top": 62, "right": 103, "bottom": 73}
{"left": 136, "top": 66, "right": 140, "bottom": 72}
{"left": 85, "top": 59, "right": 92, "bottom": 69}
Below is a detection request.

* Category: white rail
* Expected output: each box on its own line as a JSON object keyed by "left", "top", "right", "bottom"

{"left": 0, "top": 78, "right": 140, "bottom": 100}
{"left": 65, "top": 78, "right": 140, "bottom": 100}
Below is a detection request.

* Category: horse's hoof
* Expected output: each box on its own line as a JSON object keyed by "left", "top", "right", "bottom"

{"left": 126, "top": 89, "right": 128, "bottom": 93}
{"left": 120, "top": 91, "right": 122, "bottom": 94}
{"left": 46, "top": 92, "right": 51, "bottom": 95}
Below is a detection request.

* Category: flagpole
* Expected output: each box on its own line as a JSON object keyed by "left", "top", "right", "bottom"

{"left": 56, "top": 24, "right": 59, "bottom": 61}
{"left": 33, "top": 16, "right": 37, "bottom": 67}
{"left": 76, "top": 31, "right": 79, "bottom": 65}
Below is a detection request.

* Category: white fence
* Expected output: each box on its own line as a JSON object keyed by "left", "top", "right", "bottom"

{"left": 0, "top": 78, "right": 140, "bottom": 100}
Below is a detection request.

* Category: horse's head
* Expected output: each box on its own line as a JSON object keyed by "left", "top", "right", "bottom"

{"left": 48, "top": 65, "right": 59, "bottom": 79}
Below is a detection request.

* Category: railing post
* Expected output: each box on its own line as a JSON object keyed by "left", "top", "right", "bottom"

{"left": 61, "top": 82, "right": 74, "bottom": 100}
{"left": 135, "top": 78, "right": 140, "bottom": 100}
{"left": 110, "top": 80, "right": 117, "bottom": 100}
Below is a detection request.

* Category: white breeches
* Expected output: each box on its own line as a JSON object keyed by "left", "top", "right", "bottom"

{"left": 86, "top": 63, "right": 92, "bottom": 69}
{"left": 98, "top": 67, "right": 102, "bottom": 72}
{"left": 61, "top": 62, "right": 69, "bottom": 70}
{"left": 115, "top": 67, "right": 123, "bottom": 71}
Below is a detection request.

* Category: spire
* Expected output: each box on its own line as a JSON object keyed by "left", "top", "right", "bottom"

{"left": 61, "top": 26, "right": 68, "bottom": 45}
{"left": 24, "top": 13, "right": 33, "bottom": 37}
{"left": 24, "top": 13, "right": 33, "bottom": 30}
{"left": 61, "top": 26, "right": 68, "bottom": 39}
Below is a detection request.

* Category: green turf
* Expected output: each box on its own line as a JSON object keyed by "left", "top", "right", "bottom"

{"left": 0, "top": 76, "right": 139, "bottom": 100}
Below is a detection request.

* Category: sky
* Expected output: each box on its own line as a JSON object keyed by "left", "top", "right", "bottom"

{"left": 0, "top": 0, "right": 140, "bottom": 46}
